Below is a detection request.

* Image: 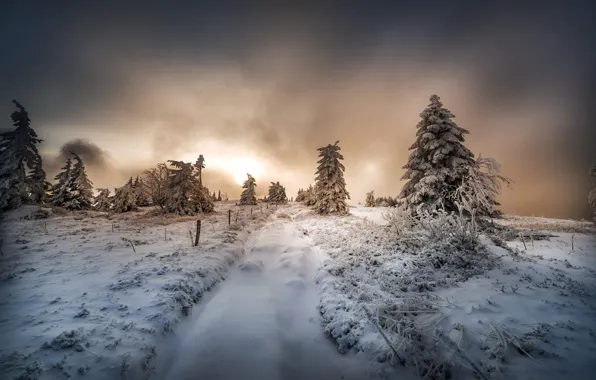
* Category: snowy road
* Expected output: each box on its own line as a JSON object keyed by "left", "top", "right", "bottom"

{"left": 157, "top": 215, "right": 372, "bottom": 380}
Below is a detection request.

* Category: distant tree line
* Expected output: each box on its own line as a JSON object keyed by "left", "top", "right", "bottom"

{"left": 1, "top": 97, "right": 594, "bottom": 222}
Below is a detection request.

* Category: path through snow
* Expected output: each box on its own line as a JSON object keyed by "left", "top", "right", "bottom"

{"left": 157, "top": 214, "right": 375, "bottom": 380}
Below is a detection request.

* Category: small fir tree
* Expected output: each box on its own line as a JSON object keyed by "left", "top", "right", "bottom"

{"left": 49, "top": 158, "right": 73, "bottom": 207}
{"left": 267, "top": 181, "right": 288, "bottom": 204}
{"left": 113, "top": 178, "right": 138, "bottom": 213}
{"left": 365, "top": 190, "right": 375, "bottom": 207}
{"left": 398, "top": 95, "right": 475, "bottom": 214}
{"left": 94, "top": 188, "right": 112, "bottom": 211}
{"left": 313, "top": 141, "right": 350, "bottom": 214}
{"left": 240, "top": 174, "right": 257, "bottom": 205}
{"left": 165, "top": 158, "right": 213, "bottom": 215}
{"left": 63, "top": 152, "right": 94, "bottom": 210}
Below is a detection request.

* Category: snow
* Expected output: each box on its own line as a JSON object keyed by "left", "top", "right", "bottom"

{"left": 2, "top": 202, "right": 595, "bottom": 380}
{"left": 158, "top": 212, "right": 374, "bottom": 380}
{"left": 0, "top": 203, "right": 271, "bottom": 380}
{"left": 306, "top": 205, "right": 596, "bottom": 379}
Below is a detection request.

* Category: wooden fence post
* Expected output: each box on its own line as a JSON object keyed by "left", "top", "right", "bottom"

{"left": 228, "top": 209, "right": 231, "bottom": 225}
{"left": 195, "top": 220, "right": 201, "bottom": 247}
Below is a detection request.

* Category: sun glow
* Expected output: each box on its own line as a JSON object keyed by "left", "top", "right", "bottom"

{"left": 230, "top": 157, "right": 265, "bottom": 185}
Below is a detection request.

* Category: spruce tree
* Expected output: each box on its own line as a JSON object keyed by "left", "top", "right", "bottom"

{"left": 365, "top": 190, "right": 375, "bottom": 207}
{"left": 64, "top": 152, "right": 94, "bottom": 210}
{"left": 113, "top": 178, "right": 138, "bottom": 213}
{"left": 217, "top": 190, "right": 222, "bottom": 202}
{"left": 27, "top": 165, "right": 51, "bottom": 204}
{"left": 94, "top": 188, "right": 112, "bottom": 211}
{"left": 267, "top": 181, "right": 288, "bottom": 204}
{"left": 49, "top": 158, "right": 73, "bottom": 207}
{"left": 165, "top": 158, "right": 213, "bottom": 215}
{"left": 240, "top": 174, "right": 257, "bottom": 205}
{"left": 295, "top": 188, "right": 306, "bottom": 202}
{"left": 304, "top": 185, "right": 316, "bottom": 206}
{"left": 0, "top": 100, "right": 47, "bottom": 210}
{"left": 398, "top": 95, "right": 475, "bottom": 214}
{"left": 133, "top": 176, "right": 151, "bottom": 207}
{"left": 196, "top": 155, "right": 205, "bottom": 187}
{"left": 313, "top": 141, "right": 350, "bottom": 214}
{"left": 589, "top": 162, "right": 596, "bottom": 222}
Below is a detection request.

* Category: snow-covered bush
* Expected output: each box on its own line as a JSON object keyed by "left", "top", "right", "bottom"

{"left": 142, "top": 163, "right": 169, "bottom": 208}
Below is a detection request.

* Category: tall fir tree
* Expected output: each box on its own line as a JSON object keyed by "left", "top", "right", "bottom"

{"left": 217, "top": 190, "right": 222, "bottom": 201}
{"left": 49, "top": 158, "right": 73, "bottom": 207}
{"left": 398, "top": 95, "right": 475, "bottom": 214}
{"left": 196, "top": 155, "right": 205, "bottom": 187}
{"left": 240, "top": 174, "right": 257, "bottom": 205}
{"left": 0, "top": 100, "right": 47, "bottom": 210}
{"left": 64, "top": 152, "right": 94, "bottom": 210}
{"left": 313, "top": 141, "right": 350, "bottom": 214}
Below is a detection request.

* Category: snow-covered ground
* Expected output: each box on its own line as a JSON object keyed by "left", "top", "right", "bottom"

{"left": 0, "top": 203, "right": 273, "bottom": 380}
{"left": 2, "top": 202, "right": 595, "bottom": 380}
{"left": 297, "top": 205, "right": 596, "bottom": 379}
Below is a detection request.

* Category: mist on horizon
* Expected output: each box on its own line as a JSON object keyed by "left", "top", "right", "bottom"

{"left": 1, "top": 2, "right": 595, "bottom": 219}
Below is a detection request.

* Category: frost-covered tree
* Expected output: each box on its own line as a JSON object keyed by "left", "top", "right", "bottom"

{"left": 196, "top": 155, "right": 205, "bottom": 187}
{"left": 94, "top": 188, "right": 112, "bottom": 211}
{"left": 142, "top": 163, "right": 169, "bottom": 208}
{"left": 113, "top": 178, "right": 138, "bottom": 213}
{"left": 133, "top": 176, "right": 151, "bottom": 207}
{"left": 303, "top": 185, "right": 316, "bottom": 206}
{"left": 375, "top": 196, "right": 398, "bottom": 207}
{"left": 165, "top": 159, "right": 213, "bottom": 215}
{"left": 49, "top": 158, "right": 73, "bottom": 207}
{"left": 217, "top": 190, "right": 222, "bottom": 202}
{"left": 455, "top": 155, "right": 512, "bottom": 218}
{"left": 398, "top": 95, "right": 475, "bottom": 214}
{"left": 27, "top": 165, "right": 51, "bottom": 204}
{"left": 295, "top": 188, "right": 306, "bottom": 202}
{"left": 267, "top": 181, "right": 288, "bottom": 204}
{"left": 365, "top": 190, "right": 375, "bottom": 207}
{"left": 313, "top": 141, "right": 350, "bottom": 214}
{"left": 0, "top": 100, "right": 47, "bottom": 210}
{"left": 589, "top": 162, "right": 596, "bottom": 222}
{"left": 240, "top": 174, "right": 257, "bottom": 205}
{"left": 63, "top": 152, "right": 94, "bottom": 210}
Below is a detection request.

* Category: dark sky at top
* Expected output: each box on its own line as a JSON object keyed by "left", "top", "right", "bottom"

{"left": 1, "top": 1, "right": 595, "bottom": 218}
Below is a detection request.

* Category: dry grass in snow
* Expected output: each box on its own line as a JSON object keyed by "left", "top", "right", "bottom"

{"left": 0, "top": 202, "right": 274, "bottom": 380}
{"left": 298, "top": 205, "right": 596, "bottom": 380}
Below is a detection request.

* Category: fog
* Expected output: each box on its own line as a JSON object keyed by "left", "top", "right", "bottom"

{"left": 1, "top": 2, "right": 594, "bottom": 218}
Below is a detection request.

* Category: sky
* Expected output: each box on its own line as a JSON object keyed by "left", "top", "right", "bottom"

{"left": 1, "top": 1, "right": 595, "bottom": 219}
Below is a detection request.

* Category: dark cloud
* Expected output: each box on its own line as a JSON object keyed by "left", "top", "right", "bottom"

{"left": 1, "top": 1, "right": 595, "bottom": 218}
